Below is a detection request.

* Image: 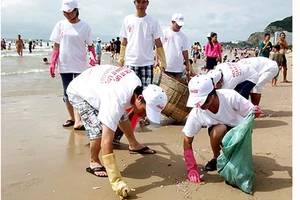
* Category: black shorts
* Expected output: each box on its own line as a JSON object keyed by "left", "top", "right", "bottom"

{"left": 206, "top": 57, "right": 218, "bottom": 69}
{"left": 208, "top": 124, "right": 233, "bottom": 136}
{"left": 282, "top": 54, "right": 287, "bottom": 67}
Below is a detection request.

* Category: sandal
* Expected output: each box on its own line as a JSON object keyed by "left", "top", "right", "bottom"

{"left": 205, "top": 158, "right": 217, "bottom": 171}
{"left": 62, "top": 119, "right": 75, "bottom": 127}
{"left": 139, "top": 118, "right": 150, "bottom": 126}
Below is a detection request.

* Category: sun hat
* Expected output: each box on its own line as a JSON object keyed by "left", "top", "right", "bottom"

{"left": 142, "top": 84, "right": 168, "bottom": 124}
{"left": 60, "top": 0, "right": 79, "bottom": 13}
{"left": 171, "top": 13, "right": 185, "bottom": 26}
{"left": 97, "top": 37, "right": 101, "bottom": 42}
{"left": 186, "top": 74, "right": 214, "bottom": 108}
{"left": 207, "top": 69, "right": 222, "bottom": 86}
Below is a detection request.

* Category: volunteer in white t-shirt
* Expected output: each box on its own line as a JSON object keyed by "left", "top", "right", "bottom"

{"left": 67, "top": 64, "right": 168, "bottom": 198}
{"left": 118, "top": 0, "right": 166, "bottom": 87}
{"left": 182, "top": 75, "right": 261, "bottom": 182}
{"left": 161, "top": 13, "right": 192, "bottom": 79}
{"left": 237, "top": 57, "right": 279, "bottom": 105}
{"left": 207, "top": 62, "right": 259, "bottom": 99}
{"left": 49, "top": 0, "right": 97, "bottom": 129}
{"left": 118, "top": 0, "right": 167, "bottom": 126}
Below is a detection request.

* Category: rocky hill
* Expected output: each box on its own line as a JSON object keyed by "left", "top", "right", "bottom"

{"left": 245, "top": 16, "right": 292, "bottom": 46}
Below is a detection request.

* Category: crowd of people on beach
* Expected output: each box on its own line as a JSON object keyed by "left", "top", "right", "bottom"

{"left": 43, "top": 0, "right": 292, "bottom": 198}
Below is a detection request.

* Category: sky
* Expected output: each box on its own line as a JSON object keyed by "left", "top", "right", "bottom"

{"left": 0, "top": 0, "right": 294, "bottom": 46}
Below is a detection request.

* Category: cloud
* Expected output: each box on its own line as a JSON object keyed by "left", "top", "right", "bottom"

{"left": 1, "top": 0, "right": 292, "bottom": 46}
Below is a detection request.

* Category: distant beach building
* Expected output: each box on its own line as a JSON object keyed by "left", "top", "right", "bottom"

{"left": 230, "top": 40, "right": 240, "bottom": 44}
{"left": 271, "top": 31, "right": 292, "bottom": 46}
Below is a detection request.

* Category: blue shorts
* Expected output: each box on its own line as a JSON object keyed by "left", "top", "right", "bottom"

{"left": 127, "top": 65, "right": 153, "bottom": 88}
{"left": 234, "top": 80, "right": 256, "bottom": 99}
{"left": 60, "top": 73, "right": 80, "bottom": 104}
{"left": 71, "top": 100, "right": 128, "bottom": 140}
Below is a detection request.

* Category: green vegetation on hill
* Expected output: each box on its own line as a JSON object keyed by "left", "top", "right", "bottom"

{"left": 267, "top": 16, "right": 292, "bottom": 32}
{"left": 222, "top": 16, "right": 292, "bottom": 49}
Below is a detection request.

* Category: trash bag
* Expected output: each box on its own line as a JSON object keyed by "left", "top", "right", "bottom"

{"left": 217, "top": 111, "right": 255, "bottom": 194}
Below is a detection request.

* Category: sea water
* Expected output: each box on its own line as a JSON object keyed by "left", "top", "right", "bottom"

{"left": 1, "top": 42, "right": 116, "bottom": 98}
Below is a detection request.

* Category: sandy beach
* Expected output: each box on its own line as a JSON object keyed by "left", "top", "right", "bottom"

{"left": 1, "top": 53, "right": 293, "bottom": 200}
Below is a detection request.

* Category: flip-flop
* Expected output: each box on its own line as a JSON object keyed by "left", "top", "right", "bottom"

{"left": 129, "top": 146, "right": 156, "bottom": 154}
{"left": 86, "top": 166, "right": 108, "bottom": 177}
{"left": 62, "top": 119, "right": 75, "bottom": 127}
{"left": 74, "top": 125, "right": 85, "bottom": 131}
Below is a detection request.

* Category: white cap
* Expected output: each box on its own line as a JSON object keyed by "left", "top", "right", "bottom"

{"left": 59, "top": 0, "right": 79, "bottom": 13}
{"left": 97, "top": 37, "right": 101, "bottom": 41}
{"left": 171, "top": 13, "right": 185, "bottom": 26}
{"left": 186, "top": 75, "right": 214, "bottom": 108}
{"left": 142, "top": 84, "right": 168, "bottom": 124}
{"left": 207, "top": 69, "right": 222, "bottom": 86}
{"left": 207, "top": 32, "right": 211, "bottom": 38}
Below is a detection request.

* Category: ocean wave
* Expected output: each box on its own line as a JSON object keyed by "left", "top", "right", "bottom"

{"left": 1, "top": 69, "right": 48, "bottom": 76}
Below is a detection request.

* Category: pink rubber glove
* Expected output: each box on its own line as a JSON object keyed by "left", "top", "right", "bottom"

{"left": 253, "top": 105, "right": 261, "bottom": 118}
{"left": 49, "top": 50, "right": 59, "bottom": 78}
{"left": 88, "top": 46, "right": 96, "bottom": 67}
{"left": 184, "top": 149, "right": 202, "bottom": 183}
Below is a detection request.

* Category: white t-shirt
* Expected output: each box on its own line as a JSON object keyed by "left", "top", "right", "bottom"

{"left": 182, "top": 89, "right": 254, "bottom": 137}
{"left": 162, "top": 28, "right": 189, "bottom": 72}
{"left": 237, "top": 57, "right": 278, "bottom": 75}
{"left": 67, "top": 65, "right": 142, "bottom": 131}
{"left": 237, "top": 57, "right": 279, "bottom": 93}
{"left": 215, "top": 62, "right": 258, "bottom": 89}
{"left": 119, "top": 14, "right": 163, "bottom": 66}
{"left": 50, "top": 20, "right": 93, "bottom": 73}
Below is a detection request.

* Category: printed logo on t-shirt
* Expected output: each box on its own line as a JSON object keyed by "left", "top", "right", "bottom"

{"left": 100, "top": 67, "right": 133, "bottom": 84}
{"left": 127, "top": 25, "right": 134, "bottom": 33}
{"left": 227, "top": 63, "right": 242, "bottom": 77}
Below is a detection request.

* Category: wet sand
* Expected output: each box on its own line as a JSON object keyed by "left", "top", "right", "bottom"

{"left": 1, "top": 54, "right": 293, "bottom": 200}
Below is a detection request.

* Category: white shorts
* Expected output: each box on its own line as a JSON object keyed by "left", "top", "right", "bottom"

{"left": 252, "top": 66, "right": 279, "bottom": 94}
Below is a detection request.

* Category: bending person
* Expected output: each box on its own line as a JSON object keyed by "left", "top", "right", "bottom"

{"left": 67, "top": 64, "right": 168, "bottom": 198}
{"left": 237, "top": 57, "right": 279, "bottom": 105}
{"left": 182, "top": 75, "right": 260, "bottom": 182}
{"left": 207, "top": 62, "right": 258, "bottom": 99}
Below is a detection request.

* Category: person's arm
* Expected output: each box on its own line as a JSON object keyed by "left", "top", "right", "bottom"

{"left": 88, "top": 44, "right": 97, "bottom": 66}
{"left": 155, "top": 38, "right": 166, "bottom": 71}
{"left": 49, "top": 43, "right": 60, "bottom": 78}
{"left": 183, "top": 136, "right": 202, "bottom": 183}
{"left": 118, "top": 38, "right": 127, "bottom": 67}
{"left": 218, "top": 43, "right": 222, "bottom": 63}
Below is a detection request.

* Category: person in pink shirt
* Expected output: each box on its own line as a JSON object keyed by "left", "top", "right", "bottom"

{"left": 204, "top": 32, "right": 222, "bottom": 74}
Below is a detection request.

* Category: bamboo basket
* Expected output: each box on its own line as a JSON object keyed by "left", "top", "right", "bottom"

{"left": 158, "top": 73, "right": 191, "bottom": 122}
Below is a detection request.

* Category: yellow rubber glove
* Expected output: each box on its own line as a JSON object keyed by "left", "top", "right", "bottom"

{"left": 102, "top": 153, "right": 132, "bottom": 198}
{"left": 118, "top": 45, "right": 126, "bottom": 67}
{"left": 156, "top": 47, "right": 166, "bottom": 71}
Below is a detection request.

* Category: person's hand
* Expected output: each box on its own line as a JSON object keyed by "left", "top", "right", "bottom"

{"left": 184, "top": 149, "right": 203, "bottom": 183}
{"left": 49, "top": 64, "right": 55, "bottom": 78}
{"left": 89, "top": 58, "right": 96, "bottom": 67}
{"left": 253, "top": 105, "right": 261, "bottom": 118}
{"left": 188, "top": 168, "right": 201, "bottom": 183}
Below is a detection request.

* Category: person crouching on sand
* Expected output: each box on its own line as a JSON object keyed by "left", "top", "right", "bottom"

{"left": 182, "top": 74, "right": 261, "bottom": 182}
{"left": 67, "top": 64, "right": 168, "bottom": 198}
